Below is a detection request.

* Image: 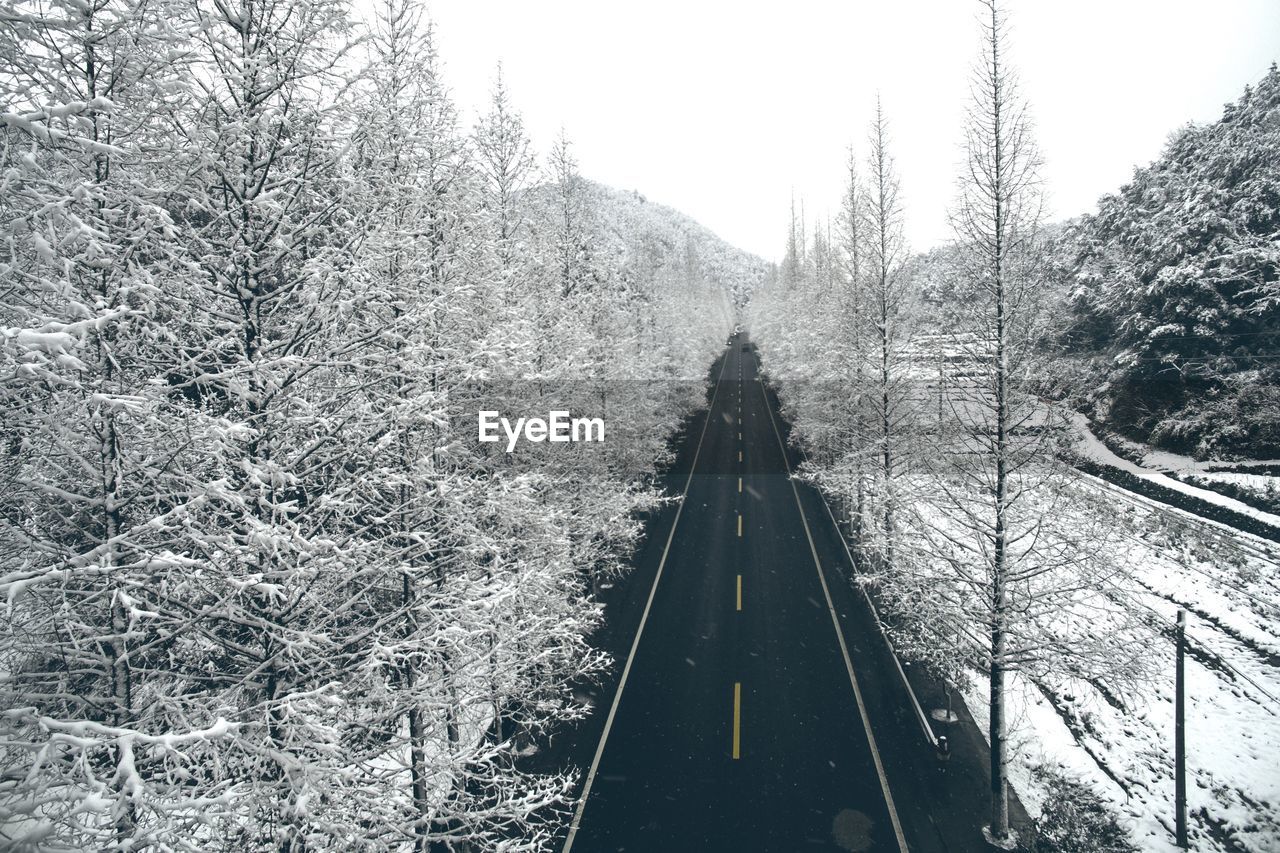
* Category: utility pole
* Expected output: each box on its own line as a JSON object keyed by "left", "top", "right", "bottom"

{"left": 1175, "top": 608, "right": 1188, "bottom": 849}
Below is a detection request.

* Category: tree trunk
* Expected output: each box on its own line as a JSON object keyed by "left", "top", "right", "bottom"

{"left": 988, "top": 0, "right": 1012, "bottom": 836}
{"left": 989, "top": 587, "right": 1009, "bottom": 838}
{"left": 409, "top": 704, "right": 431, "bottom": 853}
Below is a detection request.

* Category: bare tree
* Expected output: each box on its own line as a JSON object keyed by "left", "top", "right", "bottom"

{"left": 547, "top": 129, "right": 592, "bottom": 300}
{"left": 858, "top": 11, "right": 1154, "bottom": 842}
{"left": 949, "top": 1, "right": 1046, "bottom": 840}
{"left": 474, "top": 63, "right": 538, "bottom": 282}
{"left": 857, "top": 99, "right": 913, "bottom": 574}
{"left": 833, "top": 148, "right": 872, "bottom": 537}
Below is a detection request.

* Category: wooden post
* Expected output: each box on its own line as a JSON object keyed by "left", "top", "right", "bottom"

{"left": 1176, "top": 609, "right": 1188, "bottom": 849}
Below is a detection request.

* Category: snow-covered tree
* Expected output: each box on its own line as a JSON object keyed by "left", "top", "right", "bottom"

{"left": 545, "top": 130, "right": 594, "bottom": 304}
{"left": 472, "top": 65, "right": 540, "bottom": 373}
{"left": 903, "top": 3, "right": 1148, "bottom": 844}
{"left": 855, "top": 100, "right": 914, "bottom": 574}
{"left": 745, "top": 8, "right": 1153, "bottom": 851}
{"left": 0, "top": 2, "right": 237, "bottom": 848}
{"left": 473, "top": 65, "right": 537, "bottom": 287}
{"left": 2, "top": 2, "right": 747, "bottom": 848}
{"left": 1060, "top": 63, "right": 1280, "bottom": 459}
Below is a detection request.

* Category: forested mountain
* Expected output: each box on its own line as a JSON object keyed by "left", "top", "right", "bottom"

{"left": 572, "top": 181, "right": 767, "bottom": 309}
{"left": 1059, "top": 64, "right": 1280, "bottom": 459}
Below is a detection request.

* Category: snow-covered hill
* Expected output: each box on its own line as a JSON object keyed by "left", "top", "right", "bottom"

{"left": 532, "top": 179, "right": 769, "bottom": 309}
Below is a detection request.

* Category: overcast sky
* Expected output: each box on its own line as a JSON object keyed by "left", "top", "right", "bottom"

{"left": 402, "top": 1, "right": 1279, "bottom": 262}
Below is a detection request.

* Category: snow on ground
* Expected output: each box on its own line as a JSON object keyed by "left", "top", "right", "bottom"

{"left": 1068, "top": 412, "right": 1280, "bottom": 530}
{"left": 1101, "top": 437, "right": 1279, "bottom": 480}
{"left": 1191, "top": 471, "right": 1280, "bottom": 489}
{"left": 961, "top": 482, "right": 1280, "bottom": 852}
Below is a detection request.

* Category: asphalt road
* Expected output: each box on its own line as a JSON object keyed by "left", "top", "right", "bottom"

{"left": 541, "top": 333, "right": 1028, "bottom": 853}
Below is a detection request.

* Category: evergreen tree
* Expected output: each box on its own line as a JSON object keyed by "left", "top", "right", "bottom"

{"left": 1062, "top": 64, "right": 1280, "bottom": 458}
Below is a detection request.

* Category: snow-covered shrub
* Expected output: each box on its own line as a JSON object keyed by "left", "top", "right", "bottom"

{"left": 1026, "top": 767, "right": 1136, "bottom": 853}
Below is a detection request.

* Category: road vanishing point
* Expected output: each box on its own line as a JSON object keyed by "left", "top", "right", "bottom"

{"left": 537, "top": 333, "right": 1020, "bottom": 853}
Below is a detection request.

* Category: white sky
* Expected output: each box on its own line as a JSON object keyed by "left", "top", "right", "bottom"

{"left": 404, "top": 0, "right": 1279, "bottom": 262}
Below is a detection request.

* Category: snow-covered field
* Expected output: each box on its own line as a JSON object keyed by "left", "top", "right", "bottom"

{"left": 962, "top": 478, "right": 1280, "bottom": 852}
{"left": 1069, "top": 412, "right": 1280, "bottom": 532}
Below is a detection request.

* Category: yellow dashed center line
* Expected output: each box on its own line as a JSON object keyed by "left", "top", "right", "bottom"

{"left": 738, "top": 477, "right": 742, "bottom": 493}
{"left": 732, "top": 682, "right": 742, "bottom": 759}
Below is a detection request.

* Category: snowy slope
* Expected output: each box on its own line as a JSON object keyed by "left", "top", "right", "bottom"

{"left": 1069, "top": 411, "right": 1280, "bottom": 533}
{"left": 934, "top": 465, "right": 1280, "bottom": 853}
{"left": 529, "top": 179, "right": 769, "bottom": 308}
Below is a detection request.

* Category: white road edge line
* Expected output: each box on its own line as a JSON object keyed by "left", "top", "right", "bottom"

{"left": 816, "top": 487, "right": 937, "bottom": 746}
{"left": 757, "top": 371, "right": 911, "bottom": 853}
{"left": 562, "top": 348, "right": 731, "bottom": 853}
